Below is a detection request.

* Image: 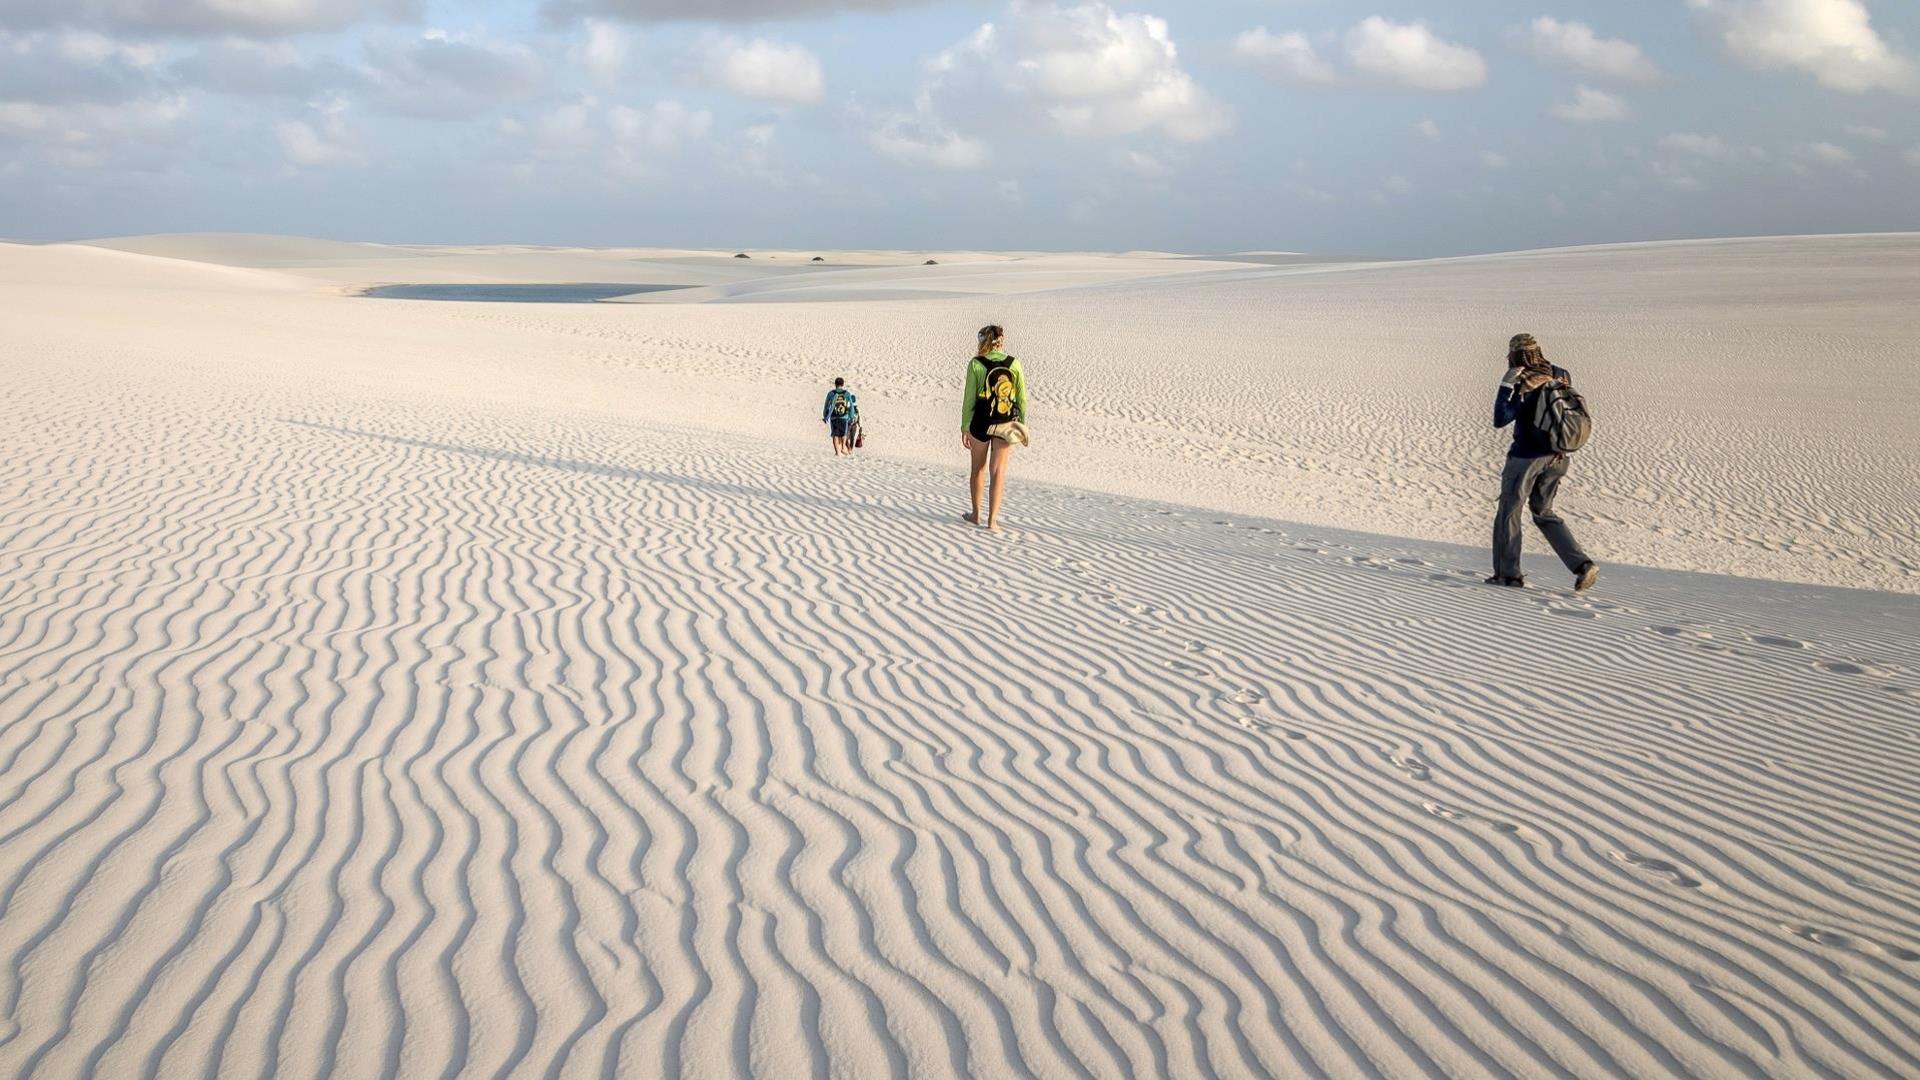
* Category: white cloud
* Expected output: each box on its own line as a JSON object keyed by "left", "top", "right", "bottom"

{"left": 0, "top": 95, "right": 186, "bottom": 167}
{"left": 578, "top": 20, "right": 632, "bottom": 86}
{"left": 1552, "top": 85, "right": 1628, "bottom": 123}
{"left": 1843, "top": 123, "right": 1888, "bottom": 142}
{"left": 1346, "top": 17, "right": 1487, "bottom": 91}
{"left": 548, "top": 0, "right": 933, "bottom": 21}
{"left": 1907, "top": 146, "right": 1920, "bottom": 168}
{"left": 1115, "top": 147, "right": 1171, "bottom": 176}
{"left": 1000, "top": 1, "right": 1230, "bottom": 140}
{"left": 608, "top": 100, "right": 711, "bottom": 153}
{"left": 1661, "top": 132, "right": 1740, "bottom": 159}
{"left": 1519, "top": 17, "right": 1659, "bottom": 83}
{"left": 363, "top": 30, "right": 544, "bottom": 118}
{"left": 171, "top": 39, "right": 359, "bottom": 98}
{"left": 1796, "top": 140, "right": 1855, "bottom": 166}
{"left": 1689, "top": 0, "right": 1918, "bottom": 94}
{"left": 1384, "top": 174, "right": 1413, "bottom": 195}
{"left": 700, "top": 36, "right": 825, "bottom": 106}
{"left": 503, "top": 96, "right": 710, "bottom": 173}
{"left": 0, "top": 29, "right": 159, "bottom": 106}
{"left": 277, "top": 109, "right": 361, "bottom": 168}
{"left": 1415, "top": 118, "right": 1442, "bottom": 141}
{"left": 866, "top": 102, "right": 990, "bottom": 169}
{"left": 2, "top": 0, "right": 417, "bottom": 37}
{"left": 1482, "top": 150, "right": 1509, "bottom": 169}
{"left": 1232, "top": 28, "right": 1335, "bottom": 84}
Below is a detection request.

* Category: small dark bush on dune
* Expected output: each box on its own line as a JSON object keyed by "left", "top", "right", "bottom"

{"left": 924, "top": 258, "right": 939, "bottom": 265}
{"left": 734, "top": 252, "right": 751, "bottom": 259}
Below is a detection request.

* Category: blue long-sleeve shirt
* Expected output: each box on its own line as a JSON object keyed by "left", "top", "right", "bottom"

{"left": 1494, "top": 366, "right": 1569, "bottom": 458}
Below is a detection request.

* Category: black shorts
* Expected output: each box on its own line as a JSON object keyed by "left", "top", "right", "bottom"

{"left": 830, "top": 419, "right": 851, "bottom": 438}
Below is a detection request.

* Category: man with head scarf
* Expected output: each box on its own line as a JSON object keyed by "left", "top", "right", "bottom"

{"left": 1489, "top": 333, "right": 1599, "bottom": 591}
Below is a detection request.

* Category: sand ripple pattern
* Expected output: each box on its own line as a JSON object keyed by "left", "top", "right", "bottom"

{"left": 1, "top": 371, "right": 1918, "bottom": 1078}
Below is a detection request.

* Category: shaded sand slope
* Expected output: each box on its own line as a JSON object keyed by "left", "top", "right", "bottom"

{"left": 2, "top": 277, "right": 1918, "bottom": 1077}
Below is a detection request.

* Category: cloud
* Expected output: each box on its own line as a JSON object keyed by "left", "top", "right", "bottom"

{"left": 0, "top": 30, "right": 158, "bottom": 106}
{"left": 171, "top": 40, "right": 360, "bottom": 98}
{"left": 608, "top": 100, "right": 711, "bottom": 153}
{"left": 545, "top": 0, "right": 931, "bottom": 22}
{"left": 0, "top": 95, "right": 187, "bottom": 167}
{"left": 1346, "top": 17, "right": 1487, "bottom": 91}
{"left": 502, "top": 96, "right": 711, "bottom": 178}
{"left": 1, "top": 0, "right": 419, "bottom": 38}
{"left": 577, "top": 20, "right": 632, "bottom": 86}
{"left": 1795, "top": 140, "right": 1855, "bottom": 166}
{"left": 1415, "top": 118, "right": 1442, "bottom": 141}
{"left": 1843, "top": 123, "right": 1888, "bottom": 142}
{"left": 1907, "top": 146, "right": 1920, "bottom": 168}
{"left": 699, "top": 37, "right": 825, "bottom": 105}
{"left": 1660, "top": 132, "right": 1743, "bottom": 159}
{"left": 362, "top": 30, "right": 544, "bottom": 118}
{"left": 1115, "top": 147, "right": 1171, "bottom": 176}
{"left": 1482, "top": 150, "right": 1509, "bottom": 169}
{"left": 1518, "top": 17, "right": 1659, "bottom": 83}
{"left": 1232, "top": 28, "right": 1334, "bottom": 84}
{"left": 1688, "top": 0, "right": 1918, "bottom": 94}
{"left": 277, "top": 106, "right": 362, "bottom": 167}
{"left": 865, "top": 98, "right": 990, "bottom": 169}
{"left": 998, "top": 1, "right": 1230, "bottom": 140}
{"left": 1552, "top": 85, "right": 1628, "bottom": 123}
{"left": 1649, "top": 131, "right": 1772, "bottom": 190}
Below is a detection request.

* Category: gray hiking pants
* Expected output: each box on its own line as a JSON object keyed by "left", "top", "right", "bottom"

{"left": 1493, "top": 453, "right": 1590, "bottom": 580}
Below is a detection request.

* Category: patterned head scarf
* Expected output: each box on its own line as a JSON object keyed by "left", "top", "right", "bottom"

{"left": 1508, "top": 333, "right": 1555, "bottom": 392}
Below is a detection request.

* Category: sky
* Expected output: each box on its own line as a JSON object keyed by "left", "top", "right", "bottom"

{"left": 2, "top": 0, "right": 1917, "bottom": 255}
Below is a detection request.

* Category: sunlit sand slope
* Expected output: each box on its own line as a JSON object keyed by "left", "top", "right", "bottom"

{"left": 2, "top": 272, "right": 1916, "bottom": 1075}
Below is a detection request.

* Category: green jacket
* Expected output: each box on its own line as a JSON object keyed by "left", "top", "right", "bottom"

{"left": 962, "top": 350, "right": 1027, "bottom": 430}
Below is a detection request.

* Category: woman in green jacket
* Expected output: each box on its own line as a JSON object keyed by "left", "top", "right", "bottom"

{"left": 961, "top": 324, "right": 1028, "bottom": 531}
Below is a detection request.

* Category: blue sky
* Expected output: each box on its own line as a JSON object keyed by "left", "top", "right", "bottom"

{"left": 2, "top": 0, "right": 1917, "bottom": 255}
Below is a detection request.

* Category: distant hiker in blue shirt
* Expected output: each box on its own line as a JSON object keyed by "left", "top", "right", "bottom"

{"left": 1489, "top": 333, "right": 1599, "bottom": 592}
{"left": 823, "top": 377, "right": 859, "bottom": 457}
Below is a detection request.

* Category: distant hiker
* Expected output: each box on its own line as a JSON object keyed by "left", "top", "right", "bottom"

{"left": 962, "top": 324, "right": 1028, "bottom": 531}
{"left": 1489, "top": 333, "right": 1598, "bottom": 591}
{"left": 823, "top": 378, "right": 859, "bottom": 457}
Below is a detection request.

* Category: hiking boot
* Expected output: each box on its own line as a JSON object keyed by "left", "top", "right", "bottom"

{"left": 1574, "top": 562, "right": 1600, "bottom": 593}
{"left": 1484, "top": 575, "right": 1526, "bottom": 588}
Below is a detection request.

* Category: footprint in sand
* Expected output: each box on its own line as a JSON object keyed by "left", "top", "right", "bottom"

{"left": 1392, "top": 756, "right": 1432, "bottom": 782}
{"left": 1424, "top": 802, "right": 1521, "bottom": 833}
{"left": 1750, "top": 635, "right": 1807, "bottom": 649}
{"left": 1781, "top": 924, "right": 1917, "bottom": 961}
{"left": 1610, "top": 850, "right": 1703, "bottom": 888}
{"left": 1816, "top": 660, "right": 1881, "bottom": 676}
{"left": 1549, "top": 607, "right": 1600, "bottom": 619}
{"left": 1167, "top": 659, "right": 1212, "bottom": 677}
{"left": 1228, "top": 688, "right": 1266, "bottom": 705}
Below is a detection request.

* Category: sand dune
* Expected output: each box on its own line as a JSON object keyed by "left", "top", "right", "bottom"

{"left": 2, "top": 235, "right": 1918, "bottom": 1077}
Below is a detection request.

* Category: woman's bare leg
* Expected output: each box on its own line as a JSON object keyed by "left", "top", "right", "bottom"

{"left": 986, "top": 439, "right": 1013, "bottom": 531}
{"left": 967, "top": 439, "right": 989, "bottom": 523}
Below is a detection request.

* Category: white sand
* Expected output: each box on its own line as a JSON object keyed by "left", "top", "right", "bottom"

{"left": 1, "top": 235, "right": 1916, "bottom": 1077}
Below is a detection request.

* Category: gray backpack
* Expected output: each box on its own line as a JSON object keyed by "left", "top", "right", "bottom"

{"left": 1530, "top": 379, "right": 1593, "bottom": 453}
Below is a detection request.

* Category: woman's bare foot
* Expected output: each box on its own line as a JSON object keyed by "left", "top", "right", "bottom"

{"left": 962, "top": 511, "right": 980, "bottom": 525}
{"left": 985, "top": 518, "right": 1003, "bottom": 533}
